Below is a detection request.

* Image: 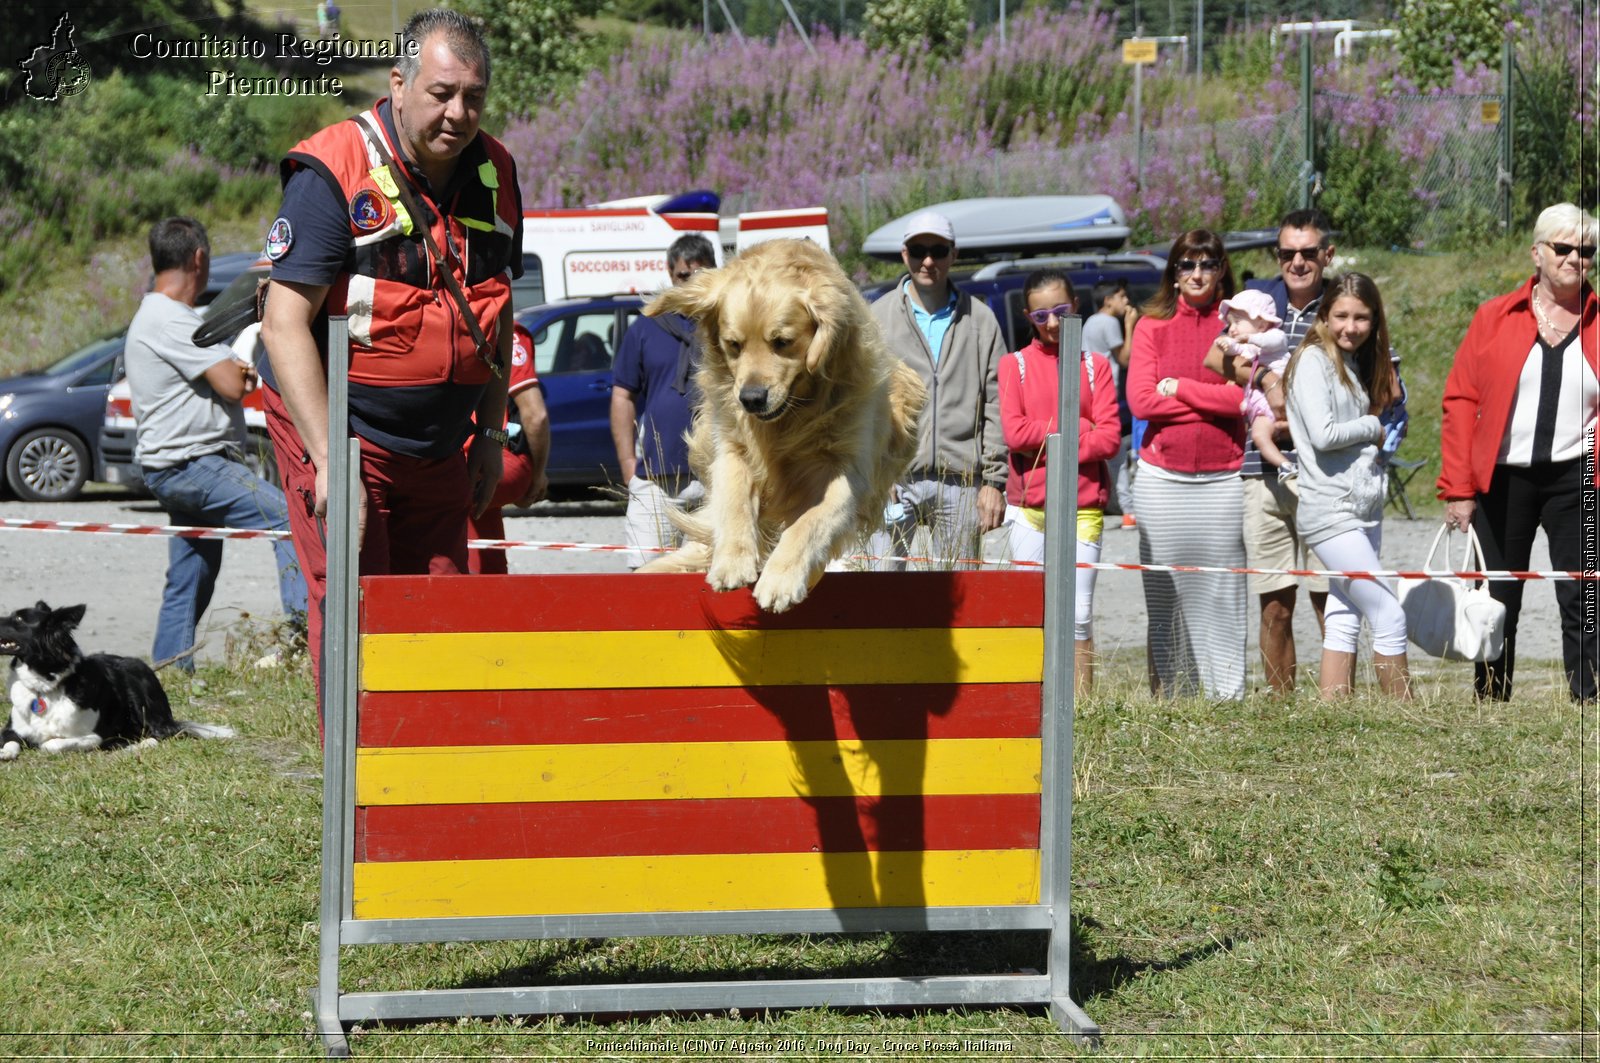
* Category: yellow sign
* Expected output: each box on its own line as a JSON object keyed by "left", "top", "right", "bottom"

{"left": 1122, "top": 39, "right": 1158, "bottom": 64}
{"left": 1480, "top": 100, "right": 1502, "bottom": 124}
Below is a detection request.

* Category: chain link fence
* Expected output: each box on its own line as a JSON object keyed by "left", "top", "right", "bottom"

{"left": 1315, "top": 89, "right": 1506, "bottom": 247}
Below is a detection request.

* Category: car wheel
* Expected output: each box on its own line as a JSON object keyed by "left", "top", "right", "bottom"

{"left": 243, "top": 430, "right": 280, "bottom": 489}
{"left": 5, "top": 428, "right": 90, "bottom": 502}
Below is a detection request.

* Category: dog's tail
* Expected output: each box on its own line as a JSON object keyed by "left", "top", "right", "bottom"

{"left": 171, "top": 720, "right": 238, "bottom": 740}
{"left": 665, "top": 504, "right": 713, "bottom": 544}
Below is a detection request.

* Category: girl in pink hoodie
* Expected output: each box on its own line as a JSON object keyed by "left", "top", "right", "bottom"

{"left": 999, "top": 268, "right": 1121, "bottom": 694}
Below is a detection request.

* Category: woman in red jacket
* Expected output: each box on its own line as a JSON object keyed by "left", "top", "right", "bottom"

{"left": 1128, "top": 229, "right": 1248, "bottom": 699}
{"left": 999, "top": 268, "right": 1121, "bottom": 693}
{"left": 1439, "top": 202, "right": 1599, "bottom": 702}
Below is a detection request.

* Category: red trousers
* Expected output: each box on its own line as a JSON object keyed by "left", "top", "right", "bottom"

{"left": 263, "top": 387, "right": 471, "bottom": 700}
{"left": 466, "top": 449, "right": 535, "bottom": 575}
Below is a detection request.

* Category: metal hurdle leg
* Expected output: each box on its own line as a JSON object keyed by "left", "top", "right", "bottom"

{"left": 315, "top": 316, "right": 358, "bottom": 1058}
{"left": 1041, "top": 318, "right": 1100, "bottom": 1044}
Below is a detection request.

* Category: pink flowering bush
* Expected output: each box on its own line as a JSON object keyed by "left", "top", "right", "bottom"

{"left": 500, "top": 2, "right": 1585, "bottom": 258}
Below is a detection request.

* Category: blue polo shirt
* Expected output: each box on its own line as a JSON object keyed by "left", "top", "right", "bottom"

{"left": 904, "top": 279, "right": 958, "bottom": 365}
{"left": 263, "top": 99, "right": 524, "bottom": 459}
{"left": 611, "top": 312, "right": 699, "bottom": 478}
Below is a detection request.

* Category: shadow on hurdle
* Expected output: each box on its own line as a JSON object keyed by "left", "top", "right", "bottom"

{"left": 312, "top": 317, "right": 1101, "bottom": 1055}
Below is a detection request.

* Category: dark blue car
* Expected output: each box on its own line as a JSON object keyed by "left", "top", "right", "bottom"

{"left": 0, "top": 333, "right": 125, "bottom": 501}
{"left": 513, "top": 295, "right": 647, "bottom": 492}
{"left": 0, "top": 252, "right": 263, "bottom": 502}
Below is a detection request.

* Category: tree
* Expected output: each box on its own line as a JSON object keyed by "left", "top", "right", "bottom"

{"left": 450, "top": 0, "right": 586, "bottom": 119}
{"left": 863, "top": 0, "right": 967, "bottom": 60}
{"left": 1395, "top": 0, "right": 1508, "bottom": 88}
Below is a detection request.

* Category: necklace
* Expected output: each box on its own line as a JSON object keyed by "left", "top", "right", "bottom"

{"left": 1532, "top": 286, "right": 1576, "bottom": 339}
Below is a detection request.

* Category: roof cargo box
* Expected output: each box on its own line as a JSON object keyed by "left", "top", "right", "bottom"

{"left": 862, "top": 195, "right": 1130, "bottom": 260}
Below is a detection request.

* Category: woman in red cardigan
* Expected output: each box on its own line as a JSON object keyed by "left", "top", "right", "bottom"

{"left": 998, "top": 268, "right": 1121, "bottom": 693}
{"left": 1127, "top": 229, "right": 1248, "bottom": 699}
{"left": 1439, "top": 202, "right": 1599, "bottom": 702}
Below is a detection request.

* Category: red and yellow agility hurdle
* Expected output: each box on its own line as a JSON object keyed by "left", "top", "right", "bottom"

{"left": 311, "top": 318, "right": 1098, "bottom": 1055}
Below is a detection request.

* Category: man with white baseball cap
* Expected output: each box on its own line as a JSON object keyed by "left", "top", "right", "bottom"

{"left": 868, "top": 209, "right": 1007, "bottom": 569}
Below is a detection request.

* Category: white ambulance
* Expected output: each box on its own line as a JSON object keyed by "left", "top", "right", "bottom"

{"left": 515, "top": 192, "right": 830, "bottom": 306}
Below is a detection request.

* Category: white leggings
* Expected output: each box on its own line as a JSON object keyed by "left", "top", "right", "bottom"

{"left": 1311, "top": 525, "right": 1408, "bottom": 656}
{"left": 1004, "top": 506, "right": 1100, "bottom": 641}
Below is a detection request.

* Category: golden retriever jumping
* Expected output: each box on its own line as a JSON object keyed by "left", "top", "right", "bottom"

{"left": 636, "top": 238, "right": 926, "bottom": 612}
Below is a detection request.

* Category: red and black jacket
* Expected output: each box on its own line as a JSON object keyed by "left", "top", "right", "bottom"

{"left": 281, "top": 104, "right": 519, "bottom": 388}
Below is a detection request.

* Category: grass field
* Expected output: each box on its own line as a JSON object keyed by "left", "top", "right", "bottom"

{"left": 0, "top": 629, "right": 1591, "bottom": 1059}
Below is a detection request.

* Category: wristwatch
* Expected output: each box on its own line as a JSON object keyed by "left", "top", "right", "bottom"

{"left": 479, "top": 427, "right": 510, "bottom": 447}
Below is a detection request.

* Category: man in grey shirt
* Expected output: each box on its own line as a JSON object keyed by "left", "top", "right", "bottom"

{"left": 125, "top": 217, "right": 306, "bottom": 671}
{"left": 868, "top": 209, "right": 1007, "bottom": 569}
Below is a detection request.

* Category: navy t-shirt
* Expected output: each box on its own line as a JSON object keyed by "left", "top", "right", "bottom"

{"left": 611, "top": 312, "right": 699, "bottom": 478}
{"left": 263, "top": 99, "right": 524, "bottom": 459}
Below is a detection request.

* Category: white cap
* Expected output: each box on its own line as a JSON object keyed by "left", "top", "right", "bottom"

{"left": 901, "top": 210, "right": 955, "bottom": 245}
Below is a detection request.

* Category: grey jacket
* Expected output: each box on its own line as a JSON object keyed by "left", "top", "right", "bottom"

{"left": 1285, "top": 345, "right": 1386, "bottom": 547}
{"left": 870, "top": 279, "right": 1007, "bottom": 489}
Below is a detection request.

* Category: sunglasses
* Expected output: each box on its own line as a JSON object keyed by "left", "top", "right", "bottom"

{"left": 1545, "top": 241, "right": 1598, "bottom": 259}
{"left": 1275, "top": 245, "right": 1325, "bottom": 263}
{"left": 1026, "top": 303, "right": 1076, "bottom": 326}
{"left": 672, "top": 269, "right": 699, "bottom": 282}
{"left": 1176, "top": 258, "right": 1222, "bottom": 275}
{"left": 906, "top": 242, "right": 952, "bottom": 261}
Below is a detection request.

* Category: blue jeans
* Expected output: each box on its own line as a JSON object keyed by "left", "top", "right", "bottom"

{"left": 143, "top": 452, "right": 308, "bottom": 671}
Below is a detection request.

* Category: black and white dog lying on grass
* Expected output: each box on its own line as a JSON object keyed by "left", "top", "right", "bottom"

{"left": 1, "top": 601, "right": 235, "bottom": 760}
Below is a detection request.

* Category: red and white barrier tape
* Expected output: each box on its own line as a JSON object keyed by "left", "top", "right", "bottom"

{"left": 1, "top": 517, "right": 1592, "bottom": 581}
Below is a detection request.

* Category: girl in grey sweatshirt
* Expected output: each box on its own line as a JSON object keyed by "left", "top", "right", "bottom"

{"left": 1284, "top": 273, "right": 1412, "bottom": 699}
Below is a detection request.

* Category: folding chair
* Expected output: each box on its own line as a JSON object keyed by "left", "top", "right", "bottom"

{"left": 1386, "top": 456, "right": 1429, "bottom": 519}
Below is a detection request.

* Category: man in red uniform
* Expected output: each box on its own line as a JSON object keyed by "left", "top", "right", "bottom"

{"left": 260, "top": 9, "right": 522, "bottom": 694}
{"left": 467, "top": 323, "right": 550, "bottom": 573}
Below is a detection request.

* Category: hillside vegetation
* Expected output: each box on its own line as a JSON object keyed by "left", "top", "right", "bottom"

{"left": 1, "top": 2, "right": 1587, "bottom": 472}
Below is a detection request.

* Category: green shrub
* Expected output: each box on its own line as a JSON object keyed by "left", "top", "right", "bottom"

{"left": 1317, "top": 127, "right": 1422, "bottom": 247}
{"left": 863, "top": 0, "right": 967, "bottom": 60}
{"left": 450, "top": 0, "right": 587, "bottom": 119}
{"left": 1511, "top": 38, "right": 1595, "bottom": 220}
{"left": 0, "top": 69, "right": 287, "bottom": 297}
{"left": 1395, "top": 0, "right": 1511, "bottom": 89}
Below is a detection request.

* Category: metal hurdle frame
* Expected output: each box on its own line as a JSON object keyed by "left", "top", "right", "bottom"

{"left": 312, "top": 315, "right": 1099, "bottom": 1055}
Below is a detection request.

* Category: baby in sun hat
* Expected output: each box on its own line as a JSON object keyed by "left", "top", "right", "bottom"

{"left": 1218, "top": 288, "right": 1295, "bottom": 478}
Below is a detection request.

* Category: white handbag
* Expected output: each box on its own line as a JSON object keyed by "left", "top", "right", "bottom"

{"left": 1396, "top": 523, "right": 1507, "bottom": 662}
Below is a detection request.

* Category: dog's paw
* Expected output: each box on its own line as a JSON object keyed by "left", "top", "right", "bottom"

{"left": 707, "top": 549, "right": 760, "bottom": 592}
{"left": 0, "top": 741, "right": 20, "bottom": 762}
{"left": 753, "top": 562, "right": 822, "bottom": 613}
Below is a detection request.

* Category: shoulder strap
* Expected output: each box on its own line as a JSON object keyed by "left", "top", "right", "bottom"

{"left": 355, "top": 116, "right": 502, "bottom": 379}
{"left": 653, "top": 313, "right": 699, "bottom": 395}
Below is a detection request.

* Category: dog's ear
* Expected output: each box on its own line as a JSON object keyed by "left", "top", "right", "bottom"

{"left": 801, "top": 278, "right": 853, "bottom": 375}
{"left": 53, "top": 604, "right": 86, "bottom": 630}
{"left": 644, "top": 267, "right": 730, "bottom": 324}
{"left": 34, "top": 599, "right": 50, "bottom": 612}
